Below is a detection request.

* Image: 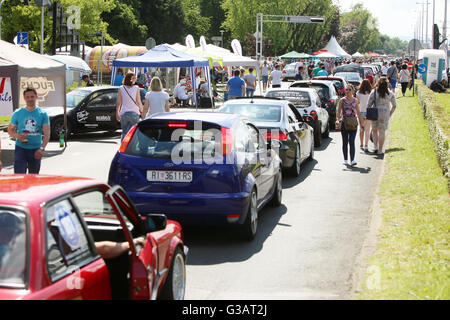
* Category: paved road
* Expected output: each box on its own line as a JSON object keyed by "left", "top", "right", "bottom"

{"left": 0, "top": 81, "right": 384, "bottom": 300}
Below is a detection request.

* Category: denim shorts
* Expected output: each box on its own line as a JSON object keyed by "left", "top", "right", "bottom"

{"left": 262, "top": 75, "right": 268, "bottom": 83}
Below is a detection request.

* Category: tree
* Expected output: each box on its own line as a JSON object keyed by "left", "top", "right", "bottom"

{"left": 181, "top": 0, "right": 211, "bottom": 44}
{"left": 102, "top": 0, "right": 148, "bottom": 46}
{"left": 221, "top": 0, "right": 336, "bottom": 55}
{"left": 139, "top": 0, "right": 187, "bottom": 44}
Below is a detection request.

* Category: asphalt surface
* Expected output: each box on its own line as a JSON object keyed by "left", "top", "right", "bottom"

{"left": 0, "top": 82, "right": 384, "bottom": 300}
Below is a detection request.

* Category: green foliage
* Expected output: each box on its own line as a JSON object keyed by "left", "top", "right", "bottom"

{"left": 102, "top": 0, "right": 148, "bottom": 46}
{"left": 221, "top": 0, "right": 337, "bottom": 55}
{"left": 181, "top": 0, "right": 211, "bottom": 44}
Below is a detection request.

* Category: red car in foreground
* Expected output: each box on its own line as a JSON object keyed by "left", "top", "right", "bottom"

{"left": 0, "top": 175, "right": 187, "bottom": 300}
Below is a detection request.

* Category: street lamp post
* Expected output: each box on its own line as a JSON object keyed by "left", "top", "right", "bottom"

{"left": 220, "top": 29, "right": 224, "bottom": 48}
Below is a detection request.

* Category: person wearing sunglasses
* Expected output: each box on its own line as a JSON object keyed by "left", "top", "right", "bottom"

{"left": 336, "top": 84, "right": 364, "bottom": 166}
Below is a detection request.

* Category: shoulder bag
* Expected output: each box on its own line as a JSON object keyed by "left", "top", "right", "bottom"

{"left": 366, "top": 90, "right": 379, "bottom": 121}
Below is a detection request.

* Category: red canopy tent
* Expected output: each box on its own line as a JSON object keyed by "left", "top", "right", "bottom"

{"left": 312, "top": 49, "right": 336, "bottom": 56}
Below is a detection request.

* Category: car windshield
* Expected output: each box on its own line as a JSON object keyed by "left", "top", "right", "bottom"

{"left": 66, "top": 89, "right": 90, "bottom": 108}
{"left": 291, "top": 83, "right": 330, "bottom": 99}
{"left": 335, "top": 73, "right": 361, "bottom": 81}
{"left": 0, "top": 210, "right": 27, "bottom": 288}
{"left": 266, "top": 91, "right": 311, "bottom": 107}
{"left": 125, "top": 123, "right": 222, "bottom": 160}
{"left": 220, "top": 104, "right": 282, "bottom": 122}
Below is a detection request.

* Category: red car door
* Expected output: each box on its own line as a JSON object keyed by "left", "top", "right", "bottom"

{"left": 105, "top": 186, "right": 152, "bottom": 300}
{"left": 33, "top": 198, "right": 111, "bottom": 300}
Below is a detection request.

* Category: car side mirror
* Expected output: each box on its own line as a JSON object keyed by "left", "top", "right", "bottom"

{"left": 142, "top": 214, "right": 167, "bottom": 233}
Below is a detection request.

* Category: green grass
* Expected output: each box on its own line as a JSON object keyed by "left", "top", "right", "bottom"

{"left": 435, "top": 92, "right": 450, "bottom": 116}
{"left": 358, "top": 93, "right": 450, "bottom": 300}
{"left": 0, "top": 116, "right": 11, "bottom": 126}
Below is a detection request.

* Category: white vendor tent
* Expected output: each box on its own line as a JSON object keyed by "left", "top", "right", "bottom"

{"left": 49, "top": 55, "right": 92, "bottom": 86}
{"left": 0, "top": 40, "right": 66, "bottom": 112}
{"left": 324, "top": 36, "right": 351, "bottom": 58}
{"left": 352, "top": 52, "right": 364, "bottom": 58}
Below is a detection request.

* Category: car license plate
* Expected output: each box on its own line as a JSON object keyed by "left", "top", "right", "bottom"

{"left": 147, "top": 171, "right": 193, "bottom": 183}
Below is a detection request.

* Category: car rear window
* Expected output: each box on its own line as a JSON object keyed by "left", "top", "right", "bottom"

{"left": 291, "top": 83, "right": 330, "bottom": 99}
{"left": 125, "top": 122, "right": 223, "bottom": 160}
{"left": 220, "top": 104, "right": 281, "bottom": 122}
{"left": 0, "top": 210, "right": 27, "bottom": 288}
{"left": 266, "top": 91, "right": 311, "bottom": 107}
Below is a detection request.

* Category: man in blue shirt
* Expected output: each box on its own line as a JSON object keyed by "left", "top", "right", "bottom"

{"left": 113, "top": 68, "right": 124, "bottom": 86}
{"left": 226, "top": 69, "right": 245, "bottom": 99}
{"left": 318, "top": 65, "right": 329, "bottom": 76}
{"left": 8, "top": 87, "right": 50, "bottom": 174}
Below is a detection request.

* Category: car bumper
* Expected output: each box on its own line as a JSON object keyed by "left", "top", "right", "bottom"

{"left": 128, "top": 191, "right": 251, "bottom": 226}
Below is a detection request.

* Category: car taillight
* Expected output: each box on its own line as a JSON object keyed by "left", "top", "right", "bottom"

{"left": 119, "top": 124, "right": 137, "bottom": 153}
{"left": 264, "top": 131, "right": 288, "bottom": 141}
{"left": 168, "top": 121, "right": 187, "bottom": 128}
{"left": 221, "top": 127, "right": 233, "bottom": 156}
{"left": 310, "top": 110, "right": 318, "bottom": 122}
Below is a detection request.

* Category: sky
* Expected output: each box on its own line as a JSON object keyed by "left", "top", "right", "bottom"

{"left": 333, "top": 0, "right": 449, "bottom": 42}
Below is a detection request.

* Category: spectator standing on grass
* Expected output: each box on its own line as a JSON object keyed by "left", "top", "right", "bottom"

{"left": 226, "top": 69, "right": 246, "bottom": 99}
{"left": 398, "top": 64, "right": 411, "bottom": 97}
{"left": 244, "top": 68, "right": 257, "bottom": 97}
{"left": 335, "top": 84, "right": 364, "bottom": 167}
{"left": 356, "top": 79, "right": 372, "bottom": 152}
{"left": 367, "top": 77, "right": 397, "bottom": 155}
{"left": 116, "top": 72, "right": 143, "bottom": 141}
{"left": 7, "top": 87, "right": 50, "bottom": 174}
{"left": 143, "top": 77, "right": 170, "bottom": 118}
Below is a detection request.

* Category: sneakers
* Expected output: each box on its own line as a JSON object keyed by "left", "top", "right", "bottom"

{"left": 351, "top": 160, "right": 357, "bottom": 166}
{"left": 377, "top": 150, "right": 384, "bottom": 155}
{"left": 373, "top": 148, "right": 378, "bottom": 153}
{"left": 343, "top": 160, "right": 349, "bottom": 166}
{"left": 364, "top": 146, "right": 369, "bottom": 152}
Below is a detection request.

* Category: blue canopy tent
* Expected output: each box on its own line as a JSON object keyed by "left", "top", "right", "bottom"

{"left": 111, "top": 44, "right": 211, "bottom": 110}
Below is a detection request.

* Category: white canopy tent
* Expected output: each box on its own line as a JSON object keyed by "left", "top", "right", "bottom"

{"left": 49, "top": 55, "right": 92, "bottom": 86}
{"left": 324, "top": 36, "right": 351, "bottom": 58}
{"left": 352, "top": 52, "right": 364, "bottom": 58}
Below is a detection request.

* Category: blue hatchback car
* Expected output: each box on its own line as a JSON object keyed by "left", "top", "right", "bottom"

{"left": 108, "top": 112, "right": 282, "bottom": 240}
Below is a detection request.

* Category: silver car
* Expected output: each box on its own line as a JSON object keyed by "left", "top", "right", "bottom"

{"left": 282, "top": 63, "right": 297, "bottom": 81}
{"left": 265, "top": 87, "right": 329, "bottom": 147}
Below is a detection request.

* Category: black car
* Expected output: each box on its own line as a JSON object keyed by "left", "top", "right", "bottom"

{"left": 219, "top": 97, "right": 314, "bottom": 177}
{"left": 46, "top": 86, "right": 147, "bottom": 140}
{"left": 289, "top": 80, "right": 339, "bottom": 130}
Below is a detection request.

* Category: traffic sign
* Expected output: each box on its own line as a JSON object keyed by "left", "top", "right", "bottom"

{"left": 17, "top": 32, "right": 28, "bottom": 45}
{"left": 418, "top": 63, "right": 427, "bottom": 74}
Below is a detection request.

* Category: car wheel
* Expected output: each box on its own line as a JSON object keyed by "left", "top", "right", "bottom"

{"left": 322, "top": 121, "right": 330, "bottom": 138}
{"left": 51, "top": 117, "right": 71, "bottom": 141}
{"left": 289, "top": 143, "right": 301, "bottom": 177}
{"left": 241, "top": 189, "right": 258, "bottom": 241}
{"left": 159, "top": 247, "right": 186, "bottom": 300}
{"left": 269, "top": 170, "right": 282, "bottom": 207}
{"left": 314, "top": 123, "right": 322, "bottom": 147}
{"left": 308, "top": 137, "right": 314, "bottom": 161}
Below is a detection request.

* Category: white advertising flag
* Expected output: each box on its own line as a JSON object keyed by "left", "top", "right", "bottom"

{"left": 231, "top": 39, "right": 242, "bottom": 56}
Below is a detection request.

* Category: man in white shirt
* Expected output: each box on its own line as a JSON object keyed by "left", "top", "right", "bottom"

{"left": 381, "top": 61, "right": 389, "bottom": 76}
{"left": 294, "top": 59, "right": 303, "bottom": 74}
{"left": 175, "top": 80, "right": 193, "bottom": 106}
{"left": 243, "top": 68, "right": 257, "bottom": 97}
{"left": 269, "top": 65, "right": 283, "bottom": 88}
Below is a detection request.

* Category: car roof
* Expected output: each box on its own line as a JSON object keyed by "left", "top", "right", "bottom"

{"left": 314, "top": 76, "right": 345, "bottom": 81}
{"left": 146, "top": 111, "right": 243, "bottom": 128}
{"left": 0, "top": 175, "right": 104, "bottom": 207}
{"left": 72, "top": 85, "right": 118, "bottom": 92}
{"left": 291, "top": 80, "right": 334, "bottom": 88}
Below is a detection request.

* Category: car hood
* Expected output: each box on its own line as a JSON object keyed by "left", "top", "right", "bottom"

{"left": 42, "top": 106, "right": 66, "bottom": 117}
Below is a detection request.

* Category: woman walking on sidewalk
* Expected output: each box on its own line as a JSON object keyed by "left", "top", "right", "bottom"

{"left": 336, "top": 84, "right": 364, "bottom": 166}
{"left": 367, "top": 77, "right": 397, "bottom": 155}
{"left": 356, "top": 79, "right": 372, "bottom": 152}
{"left": 116, "top": 72, "right": 143, "bottom": 141}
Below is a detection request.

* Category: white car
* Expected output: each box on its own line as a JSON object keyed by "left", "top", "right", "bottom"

{"left": 265, "top": 87, "right": 329, "bottom": 147}
{"left": 282, "top": 63, "right": 297, "bottom": 81}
